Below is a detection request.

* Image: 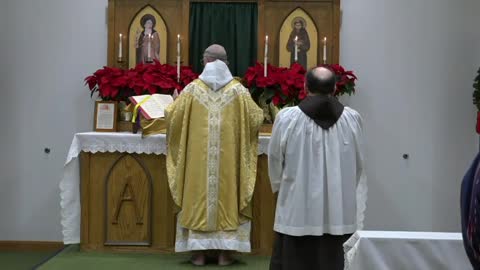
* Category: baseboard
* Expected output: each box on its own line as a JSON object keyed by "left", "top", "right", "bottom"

{"left": 0, "top": 241, "right": 64, "bottom": 252}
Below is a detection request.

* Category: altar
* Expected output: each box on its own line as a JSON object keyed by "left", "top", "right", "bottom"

{"left": 68, "top": 0, "right": 343, "bottom": 258}
{"left": 60, "top": 132, "right": 275, "bottom": 255}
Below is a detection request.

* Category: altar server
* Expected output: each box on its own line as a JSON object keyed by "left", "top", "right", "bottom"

{"left": 268, "top": 66, "right": 367, "bottom": 270}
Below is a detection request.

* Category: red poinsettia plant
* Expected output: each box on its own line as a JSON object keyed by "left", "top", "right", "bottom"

{"left": 244, "top": 62, "right": 306, "bottom": 108}
{"left": 243, "top": 62, "right": 358, "bottom": 108}
{"left": 85, "top": 60, "right": 198, "bottom": 102}
{"left": 324, "top": 64, "right": 358, "bottom": 96}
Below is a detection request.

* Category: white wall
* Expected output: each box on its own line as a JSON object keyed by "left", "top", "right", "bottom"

{"left": 0, "top": 0, "right": 479, "bottom": 241}
{"left": 340, "top": 0, "right": 480, "bottom": 231}
{"left": 428, "top": 0, "right": 480, "bottom": 231}
{"left": 0, "top": 0, "right": 107, "bottom": 241}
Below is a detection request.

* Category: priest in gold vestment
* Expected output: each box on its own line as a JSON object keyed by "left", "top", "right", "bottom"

{"left": 165, "top": 45, "right": 263, "bottom": 266}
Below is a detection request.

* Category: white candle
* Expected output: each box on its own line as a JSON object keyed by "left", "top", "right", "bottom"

{"left": 323, "top": 37, "right": 327, "bottom": 63}
{"left": 147, "top": 34, "right": 152, "bottom": 60}
{"left": 264, "top": 57, "right": 267, "bottom": 77}
{"left": 177, "top": 34, "right": 181, "bottom": 82}
{"left": 264, "top": 35, "right": 268, "bottom": 77}
{"left": 118, "top": 33, "right": 123, "bottom": 59}
{"left": 264, "top": 35, "right": 268, "bottom": 56}
{"left": 294, "top": 36, "right": 298, "bottom": 62}
{"left": 177, "top": 34, "right": 181, "bottom": 55}
{"left": 177, "top": 56, "right": 181, "bottom": 82}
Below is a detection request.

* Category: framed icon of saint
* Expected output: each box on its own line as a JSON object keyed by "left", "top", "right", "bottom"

{"left": 279, "top": 8, "right": 318, "bottom": 70}
{"left": 128, "top": 6, "right": 167, "bottom": 68}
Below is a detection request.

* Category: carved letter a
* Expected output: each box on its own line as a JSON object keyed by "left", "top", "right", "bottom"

{"left": 112, "top": 178, "right": 143, "bottom": 225}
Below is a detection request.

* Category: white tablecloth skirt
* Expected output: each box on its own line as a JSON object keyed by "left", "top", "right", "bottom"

{"left": 344, "top": 231, "right": 471, "bottom": 270}
{"left": 60, "top": 132, "right": 271, "bottom": 244}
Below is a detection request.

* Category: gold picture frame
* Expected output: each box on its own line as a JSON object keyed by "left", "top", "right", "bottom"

{"left": 94, "top": 101, "right": 118, "bottom": 132}
{"left": 128, "top": 5, "right": 168, "bottom": 68}
{"left": 279, "top": 8, "right": 318, "bottom": 70}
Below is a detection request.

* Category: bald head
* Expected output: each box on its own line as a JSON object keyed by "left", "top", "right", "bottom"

{"left": 305, "top": 67, "right": 336, "bottom": 95}
{"left": 203, "top": 44, "right": 228, "bottom": 65}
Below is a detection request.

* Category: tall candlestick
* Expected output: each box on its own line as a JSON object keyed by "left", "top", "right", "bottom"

{"left": 264, "top": 35, "right": 268, "bottom": 77}
{"left": 177, "top": 34, "right": 181, "bottom": 55}
{"left": 118, "top": 33, "right": 123, "bottom": 60}
{"left": 264, "top": 35, "right": 268, "bottom": 56}
{"left": 177, "top": 55, "right": 181, "bottom": 83}
{"left": 323, "top": 37, "right": 327, "bottom": 64}
{"left": 147, "top": 34, "right": 152, "bottom": 61}
{"left": 294, "top": 36, "right": 298, "bottom": 62}
{"left": 177, "top": 34, "right": 181, "bottom": 82}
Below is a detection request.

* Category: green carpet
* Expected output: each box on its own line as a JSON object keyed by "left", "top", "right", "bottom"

{"left": 38, "top": 245, "right": 270, "bottom": 270}
{"left": 0, "top": 251, "right": 55, "bottom": 270}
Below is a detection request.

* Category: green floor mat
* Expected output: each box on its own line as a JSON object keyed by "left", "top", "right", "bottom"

{"left": 38, "top": 245, "right": 270, "bottom": 270}
{"left": 0, "top": 251, "right": 56, "bottom": 270}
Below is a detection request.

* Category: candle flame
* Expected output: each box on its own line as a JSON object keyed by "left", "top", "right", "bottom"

{"left": 119, "top": 33, "right": 122, "bottom": 38}
{"left": 295, "top": 36, "right": 298, "bottom": 41}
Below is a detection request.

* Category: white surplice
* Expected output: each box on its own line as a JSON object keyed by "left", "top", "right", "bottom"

{"left": 268, "top": 106, "right": 367, "bottom": 236}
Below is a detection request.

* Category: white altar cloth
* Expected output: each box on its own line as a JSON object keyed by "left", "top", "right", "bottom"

{"left": 344, "top": 230, "right": 470, "bottom": 270}
{"left": 60, "top": 132, "right": 271, "bottom": 244}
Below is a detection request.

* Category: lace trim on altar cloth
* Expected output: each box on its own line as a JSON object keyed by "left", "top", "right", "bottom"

{"left": 343, "top": 232, "right": 361, "bottom": 270}
{"left": 65, "top": 132, "right": 167, "bottom": 165}
{"left": 258, "top": 136, "right": 270, "bottom": 155}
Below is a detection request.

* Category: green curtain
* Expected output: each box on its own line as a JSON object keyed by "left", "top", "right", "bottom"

{"left": 189, "top": 2, "right": 258, "bottom": 76}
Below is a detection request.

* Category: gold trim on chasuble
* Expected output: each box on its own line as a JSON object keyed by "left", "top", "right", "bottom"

{"left": 185, "top": 79, "right": 243, "bottom": 230}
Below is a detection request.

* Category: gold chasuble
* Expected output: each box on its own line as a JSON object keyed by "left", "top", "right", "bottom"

{"left": 165, "top": 77, "right": 263, "bottom": 252}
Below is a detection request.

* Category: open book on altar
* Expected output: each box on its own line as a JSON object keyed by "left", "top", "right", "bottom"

{"left": 129, "top": 94, "right": 174, "bottom": 120}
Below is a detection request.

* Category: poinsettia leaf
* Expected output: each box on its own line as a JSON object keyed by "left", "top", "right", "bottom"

{"left": 90, "top": 87, "right": 97, "bottom": 98}
{"left": 250, "top": 87, "right": 263, "bottom": 102}
{"left": 263, "top": 88, "right": 276, "bottom": 100}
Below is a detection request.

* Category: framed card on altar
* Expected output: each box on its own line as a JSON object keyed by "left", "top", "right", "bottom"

{"left": 94, "top": 101, "right": 118, "bottom": 132}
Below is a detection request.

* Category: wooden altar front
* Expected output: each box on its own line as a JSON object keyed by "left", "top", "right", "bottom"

{"left": 79, "top": 152, "right": 276, "bottom": 255}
